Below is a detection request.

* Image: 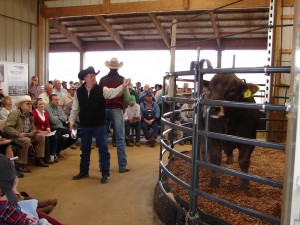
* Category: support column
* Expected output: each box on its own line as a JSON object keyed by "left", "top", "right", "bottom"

{"left": 38, "top": 13, "right": 48, "bottom": 86}
{"left": 169, "top": 19, "right": 177, "bottom": 97}
{"left": 266, "top": 0, "right": 287, "bottom": 143}
{"left": 217, "top": 49, "right": 222, "bottom": 68}
{"left": 79, "top": 50, "right": 85, "bottom": 83}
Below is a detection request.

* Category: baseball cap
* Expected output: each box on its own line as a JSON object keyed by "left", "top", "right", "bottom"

{"left": 129, "top": 95, "right": 136, "bottom": 104}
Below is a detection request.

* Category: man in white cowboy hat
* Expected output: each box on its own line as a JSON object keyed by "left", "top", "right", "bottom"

{"left": 4, "top": 95, "right": 47, "bottom": 173}
{"left": 70, "top": 66, "right": 131, "bottom": 183}
{"left": 99, "top": 57, "right": 131, "bottom": 173}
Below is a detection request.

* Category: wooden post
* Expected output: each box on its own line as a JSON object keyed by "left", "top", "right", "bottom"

{"left": 169, "top": 19, "right": 177, "bottom": 98}
{"left": 266, "top": 0, "right": 287, "bottom": 143}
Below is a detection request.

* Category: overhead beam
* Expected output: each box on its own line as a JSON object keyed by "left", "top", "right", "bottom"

{"left": 42, "top": 0, "right": 294, "bottom": 19}
{"left": 49, "top": 19, "right": 82, "bottom": 50}
{"left": 49, "top": 38, "right": 267, "bottom": 52}
{"left": 209, "top": 11, "right": 221, "bottom": 48}
{"left": 148, "top": 13, "right": 171, "bottom": 49}
{"left": 94, "top": 15, "right": 124, "bottom": 49}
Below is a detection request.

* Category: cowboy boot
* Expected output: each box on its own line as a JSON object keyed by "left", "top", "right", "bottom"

{"left": 35, "top": 158, "right": 49, "bottom": 167}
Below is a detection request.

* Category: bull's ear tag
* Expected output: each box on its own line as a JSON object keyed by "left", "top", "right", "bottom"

{"left": 244, "top": 89, "right": 252, "bottom": 98}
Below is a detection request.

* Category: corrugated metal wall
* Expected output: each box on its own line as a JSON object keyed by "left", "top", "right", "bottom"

{"left": 0, "top": 0, "right": 38, "bottom": 79}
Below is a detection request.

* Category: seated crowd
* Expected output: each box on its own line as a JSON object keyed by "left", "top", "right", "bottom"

{"left": 0, "top": 78, "right": 79, "bottom": 224}
{"left": 1, "top": 78, "right": 79, "bottom": 178}
{"left": 123, "top": 81, "right": 193, "bottom": 148}
{"left": 0, "top": 74, "right": 193, "bottom": 224}
{"left": 0, "top": 78, "right": 193, "bottom": 172}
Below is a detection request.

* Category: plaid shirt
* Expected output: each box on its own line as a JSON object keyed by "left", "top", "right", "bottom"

{"left": 0, "top": 200, "right": 30, "bottom": 225}
{"left": 22, "top": 114, "right": 31, "bottom": 133}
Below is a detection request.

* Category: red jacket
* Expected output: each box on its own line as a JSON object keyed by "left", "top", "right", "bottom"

{"left": 31, "top": 109, "right": 51, "bottom": 131}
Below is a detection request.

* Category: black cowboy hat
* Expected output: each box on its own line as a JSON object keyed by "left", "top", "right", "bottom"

{"left": 78, "top": 66, "right": 100, "bottom": 80}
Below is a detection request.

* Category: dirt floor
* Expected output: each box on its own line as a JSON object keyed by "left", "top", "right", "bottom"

{"left": 18, "top": 139, "right": 164, "bottom": 225}
{"left": 167, "top": 146, "right": 285, "bottom": 225}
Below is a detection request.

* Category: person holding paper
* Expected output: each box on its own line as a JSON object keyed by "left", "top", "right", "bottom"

{"left": 4, "top": 96, "right": 47, "bottom": 172}
{"left": 32, "top": 98, "right": 58, "bottom": 164}
{"left": 0, "top": 154, "right": 64, "bottom": 225}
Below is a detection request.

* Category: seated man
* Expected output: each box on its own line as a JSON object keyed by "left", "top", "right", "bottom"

{"left": 124, "top": 96, "right": 141, "bottom": 147}
{"left": 140, "top": 89, "right": 160, "bottom": 147}
{"left": 38, "top": 83, "right": 53, "bottom": 105}
{"left": 4, "top": 95, "right": 47, "bottom": 173}
{"left": 0, "top": 154, "right": 64, "bottom": 225}
{"left": 60, "top": 85, "right": 76, "bottom": 118}
{"left": 0, "top": 137, "right": 24, "bottom": 178}
{"left": 45, "top": 94, "right": 77, "bottom": 156}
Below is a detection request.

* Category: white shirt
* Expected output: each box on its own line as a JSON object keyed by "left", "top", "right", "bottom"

{"left": 69, "top": 83, "right": 126, "bottom": 126}
{"left": 36, "top": 109, "right": 46, "bottom": 121}
{"left": 60, "top": 93, "right": 74, "bottom": 111}
{"left": 124, "top": 103, "right": 141, "bottom": 121}
{"left": 38, "top": 92, "right": 51, "bottom": 105}
{"left": 0, "top": 107, "right": 13, "bottom": 120}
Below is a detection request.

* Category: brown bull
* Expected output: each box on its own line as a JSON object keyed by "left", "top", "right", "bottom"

{"left": 201, "top": 74, "right": 259, "bottom": 190}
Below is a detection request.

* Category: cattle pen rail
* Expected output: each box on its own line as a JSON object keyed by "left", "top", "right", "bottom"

{"left": 157, "top": 60, "right": 291, "bottom": 225}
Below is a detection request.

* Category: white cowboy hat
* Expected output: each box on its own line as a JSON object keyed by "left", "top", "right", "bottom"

{"left": 105, "top": 57, "right": 123, "bottom": 69}
{"left": 15, "top": 95, "right": 32, "bottom": 108}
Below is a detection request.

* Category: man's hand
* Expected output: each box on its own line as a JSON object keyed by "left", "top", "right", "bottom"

{"left": 123, "top": 78, "right": 131, "bottom": 87}
{"left": 19, "top": 132, "right": 28, "bottom": 138}
{"left": 144, "top": 119, "right": 153, "bottom": 125}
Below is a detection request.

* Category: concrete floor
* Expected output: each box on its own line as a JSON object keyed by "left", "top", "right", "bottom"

{"left": 18, "top": 141, "right": 165, "bottom": 225}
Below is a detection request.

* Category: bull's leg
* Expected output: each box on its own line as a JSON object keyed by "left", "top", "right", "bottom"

{"left": 210, "top": 171, "right": 220, "bottom": 188}
{"left": 209, "top": 142, "right": 222, "bottom": 188}
{"left": 199, "top": 136, "right": 207, "bottom": 162}
{"left": 224, "top": 148, "right": 234, "bottom": 164}
{"left": 238, "top": 146, "right": 254, "bottom": 190}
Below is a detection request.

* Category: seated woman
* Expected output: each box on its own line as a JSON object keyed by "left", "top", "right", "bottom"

{"left": 31, "top": 98, "right": 58, "bottom": 164}
{"left": 0, "top": 96, "right": 14, "bottom": 120}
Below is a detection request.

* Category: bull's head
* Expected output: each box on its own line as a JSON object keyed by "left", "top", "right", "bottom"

{"left": 207, "top": 74, "right": 259, "bottom": 118}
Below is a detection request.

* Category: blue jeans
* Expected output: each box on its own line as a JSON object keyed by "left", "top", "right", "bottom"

{"left": 79, "top": 125, "right": 110, "bottom": 176}
{"left": 105, "top": 108, "right": 127, "bottom": 170}
{"left": 141, "top": 120, "right": 159, "bottom": 139}
{"left": 125, "top": 121, "right": 141, "bottom": 142}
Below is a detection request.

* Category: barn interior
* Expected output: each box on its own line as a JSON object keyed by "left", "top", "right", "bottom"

{"left": 0, "top": 0, "right": 299, "bottom": 224}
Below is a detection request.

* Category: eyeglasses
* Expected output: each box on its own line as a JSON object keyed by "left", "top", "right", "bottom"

{"left": 146, "top": 95, "right": 152, "bottom": 97}
{"left": 24, "top": 102, "right": 32, "bottom": 106}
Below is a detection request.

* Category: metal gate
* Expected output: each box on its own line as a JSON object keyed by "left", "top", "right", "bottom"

{"left": 158, "top": 60, "right": 291, "bottom": 224}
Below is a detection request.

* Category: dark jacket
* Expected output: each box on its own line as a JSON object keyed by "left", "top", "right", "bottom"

{"left": 77, "top": 84, "right": 106, "bottom": 128}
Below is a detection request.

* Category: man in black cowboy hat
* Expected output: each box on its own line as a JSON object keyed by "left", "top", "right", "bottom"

{"left": 70, "top": 66, "right": 131, "bottom": 183}
{"left": 99, "top": 57, "right": 131, "bottom": 173}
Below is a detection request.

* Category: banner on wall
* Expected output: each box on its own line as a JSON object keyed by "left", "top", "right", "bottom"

{"left": 0, "top": 61, "right": 28, "bottom": 96}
